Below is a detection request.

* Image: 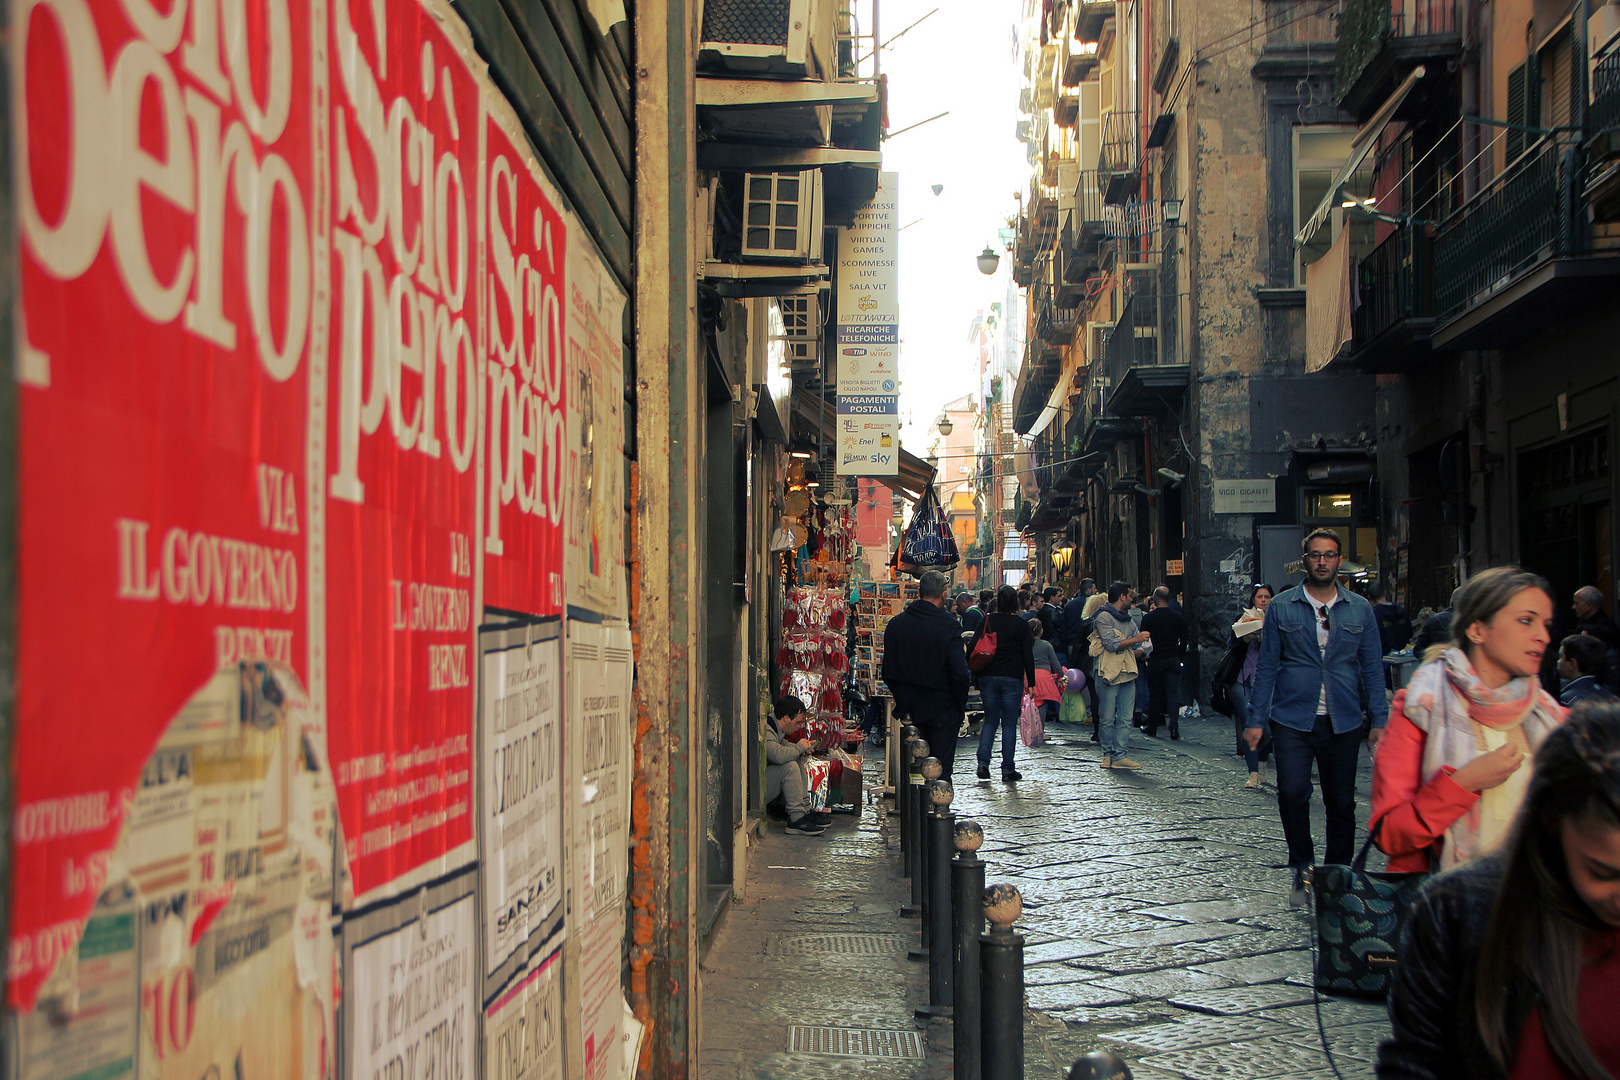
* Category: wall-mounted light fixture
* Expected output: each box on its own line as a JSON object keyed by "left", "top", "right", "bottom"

{"left": 1162, "top": 199, "right": 1183, "bottom": 225}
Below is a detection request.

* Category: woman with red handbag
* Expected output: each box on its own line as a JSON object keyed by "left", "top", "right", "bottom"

{"left": 968, "top": 585, "right": 1037, "bottom": 781}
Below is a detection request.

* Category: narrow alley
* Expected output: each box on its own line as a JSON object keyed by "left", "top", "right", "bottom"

{"left": 701, "top": 712, "right": 1389, "bottom": 1080}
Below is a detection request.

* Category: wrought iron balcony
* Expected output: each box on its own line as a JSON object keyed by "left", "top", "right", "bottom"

{"left": 1429, "top": 132, "right": 1620, "bottom": 348}
{"left": 1347, "top": 224, "right": 1434, "bottom": 370}
{"left": 1596, "top": 47, "right": 1620, "bottom": 140}
{"left": 1590, "top": 47, "right": 1620, "bottom": 221}
{"left": 1099, "top": 111, "right": 1140, "bottom": 204}
{"left": 1335, "top": 0, "right": 1458, "bottom": 120}
{"left": 1104, "top": 290, "right": 1187, "bottom": 416}
{"left": 1433, "top": 136, "right": 1562, "bottom": 315}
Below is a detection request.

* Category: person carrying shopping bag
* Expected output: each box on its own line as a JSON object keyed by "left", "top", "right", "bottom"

{"left": 969, "top": 585, "right": 1037, "bottom": 781}
{"left": 1093, "top": 581, "right": 1150, "bottom": 770}
{"left": 1229, "top": 583, "right": 1274, "bottom": 788}
{"left": 1030, "top": 618, "right": 1065, "bottom": 729}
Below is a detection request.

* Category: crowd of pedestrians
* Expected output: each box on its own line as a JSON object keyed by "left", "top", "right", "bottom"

{"left": 874, "top": 543, "right": 1620, "bottom": 1079}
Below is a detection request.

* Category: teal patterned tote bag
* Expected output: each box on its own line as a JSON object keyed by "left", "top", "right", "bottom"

{"left": 1311, "top": 822, "right": 1427, "bottom": 1000}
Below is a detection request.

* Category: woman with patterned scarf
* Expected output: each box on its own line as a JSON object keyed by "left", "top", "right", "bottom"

{"left": 1370, "top": 567, "right": 1567, "bottom": 873}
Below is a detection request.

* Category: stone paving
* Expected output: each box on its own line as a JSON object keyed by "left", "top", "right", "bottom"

{"left": 699, "top": 710, "right": 1392, "bottom": 1079}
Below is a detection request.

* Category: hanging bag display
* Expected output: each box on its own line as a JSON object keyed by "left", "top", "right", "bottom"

{"left": 899, "top": 486, "right": 958, "bottom": 569}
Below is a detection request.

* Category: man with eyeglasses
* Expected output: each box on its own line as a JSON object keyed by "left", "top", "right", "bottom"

{"left": 1245, "top": 528, "right": 1389, "bottom": 906}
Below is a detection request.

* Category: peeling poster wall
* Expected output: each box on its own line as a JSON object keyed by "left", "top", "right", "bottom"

{"left": 6, "top": 0, "right": 632, "bottom": 1072}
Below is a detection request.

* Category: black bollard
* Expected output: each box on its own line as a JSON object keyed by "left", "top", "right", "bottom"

{"left": 952, "top": 821, "right": 987, "bottom": 1080}
{"left": 927, "top": 781, "right": 955, "bottom": 1010}
{"left": 900, "top": 735, "right": 919, "bottom": 872}
{"left": 902, "top": 732, "right": 922, "bottom": 870}
{"left": 910, "top": 756, "right": 942, "bottom": 960}
{"left": 901, "top": 737, "right": 928, "bottom": 919}
{"left": 980, "top": 884, "right": 1025, "bottom": 1080}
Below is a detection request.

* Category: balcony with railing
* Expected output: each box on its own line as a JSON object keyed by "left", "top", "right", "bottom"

{"left": 1335, "top": 0, "right": 1459, "bottom": 120}
{"left": 1099, "top": 111, "right": 1140, "bottom": 204}
{"left": 1588, "top": 46, "right": 1620, "bottom": 221}
{"left": 1073, "top": 0, "right": 1111, "bottom": 44}
{"left": 1104, "top": 290, "right": 1187, "bottom": 416}
{"left": 1430, "top": 133, "right": 1620, "bottom": 348}
{"left": 1346, "top": 223, "right": 1434, "bottom": 370}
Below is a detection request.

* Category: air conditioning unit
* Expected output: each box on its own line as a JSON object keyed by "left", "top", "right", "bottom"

{"left": 741, "top": 171, "right": 824, "bottom": 261}
{"left": 773, "top": 293, "right": 821, "bottom": 363}
{"left": 701, "top": 0, "right": 810, "bottom": 71}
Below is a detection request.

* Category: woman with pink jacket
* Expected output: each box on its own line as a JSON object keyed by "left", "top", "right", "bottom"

{"left": 1370, "top": 567, "right": 1567, "bottom": 873}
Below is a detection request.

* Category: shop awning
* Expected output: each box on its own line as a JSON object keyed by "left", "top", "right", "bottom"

{"left": 789, "top": 389, "right": 935, "bottom": 501}
{"left": 1294, "top": 65, "right": 1426, "bottom": 249}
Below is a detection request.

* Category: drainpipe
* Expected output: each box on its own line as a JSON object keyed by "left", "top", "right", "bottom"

{"left": 1571, "top": 0, "right": 1592, "bottom": 252}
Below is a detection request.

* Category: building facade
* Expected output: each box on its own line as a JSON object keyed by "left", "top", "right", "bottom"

{"left": 1003, "top": 0, "right": 1386, "bottom": 681}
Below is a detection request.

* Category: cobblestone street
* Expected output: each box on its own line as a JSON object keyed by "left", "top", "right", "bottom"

{"left": 700, "top": 710, "right": 1393, "bottom": 1079}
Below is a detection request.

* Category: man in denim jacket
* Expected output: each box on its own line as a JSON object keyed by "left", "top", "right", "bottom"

{"left": 1245, "top": 528, "right": 1389, "bottom": 904}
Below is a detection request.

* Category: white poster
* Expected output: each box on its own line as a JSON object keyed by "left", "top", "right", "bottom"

{"left": 566, "top": 622, "right": 632, "bottom": 1080}
{"left": 836, "top": 172, "right": 901, "bottom": 476}
{"left": 480, "top": 622, "right": 565, "bottom": 992}
{"left": 566, "top": 249, "right": 630, "bottom": 620}
{"left": 484, "top": 948, "right": 565, "bottom": 1080}
{"left": 349, "top": 895, "right": 477, "bottom": 1080}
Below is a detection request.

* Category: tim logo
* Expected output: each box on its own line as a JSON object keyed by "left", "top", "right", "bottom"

{"left": 843, "top": 348, "right": 867, "bottom": 355}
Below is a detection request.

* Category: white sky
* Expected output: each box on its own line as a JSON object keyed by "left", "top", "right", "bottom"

{"left": 877, "top": 0, "right": 1028, "bottom": 457}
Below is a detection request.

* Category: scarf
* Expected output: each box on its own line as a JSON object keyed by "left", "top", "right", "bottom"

{"left": 1402, "top": 648, "right": 1565, "bottom": 868}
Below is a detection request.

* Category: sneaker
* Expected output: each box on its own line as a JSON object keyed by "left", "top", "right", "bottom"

{"left": 787, "top": 817, "right": 826, "bottom": 835}
{"left": 976, "top": 764, "right": 991, "bottom": 780}
{"left": 807, "top": 811, "right": 833, "bottom": 825}
{"left": 1289, "top": 868, "right": 1308, "bottom": 907}
{"left": 1001, "top": 770, "right": 1022, "bottom": 782}
{"left": 1245, "top": 771, "right": 1261, "bottom": 789}
{"left": 1110, "top": 757, "right": 1142, "bottom": 770}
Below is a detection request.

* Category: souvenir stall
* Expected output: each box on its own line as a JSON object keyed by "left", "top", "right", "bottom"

{"left": 773, "top": 460, "right": 864, "bottom": 814}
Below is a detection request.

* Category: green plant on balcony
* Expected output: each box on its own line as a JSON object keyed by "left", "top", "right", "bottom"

{"left": 1335, "top": 0, "right": 1389, "bottom": 102}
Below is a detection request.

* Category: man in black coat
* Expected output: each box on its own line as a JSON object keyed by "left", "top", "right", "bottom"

{"left": 882, "top": 569, "right": 972, "bottom": 779}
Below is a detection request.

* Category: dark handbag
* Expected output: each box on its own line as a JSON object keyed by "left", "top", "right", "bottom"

{"left": 1209, "top": 680, "right": 1236, "bottom": 718}
{"left": 1310, "top": 821, "right": 1427, "bottom": 1000}
{"left": 1212, "top": 639, "right": 1246, "bottom": 688}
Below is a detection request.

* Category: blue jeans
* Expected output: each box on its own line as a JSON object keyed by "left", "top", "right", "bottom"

{"left": 1096, "top": 677, "right": 1137, "bottom": 759}
{"left": 1273, "top": 714, "right": 1362, "bottom": 867}
{"left": 1230, "top": 681, "right": 1272, "bottom": 769}
{"left": 976, "top": 676, "right": 1023, "bottom": 771}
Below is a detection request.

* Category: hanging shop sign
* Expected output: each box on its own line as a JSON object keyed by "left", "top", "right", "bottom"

{"left": 836, "top": 172, "right": 899, "bottom": 476}
{"left": 11, "top": 0, "right": 629, "bottom": 1076}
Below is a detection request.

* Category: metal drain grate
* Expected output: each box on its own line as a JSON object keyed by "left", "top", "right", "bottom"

{"left": 775, "top": 933, "right": 908, "bottom": 956}
{"left": 787, "top": 1025, "right": 924, "bottom": 1058}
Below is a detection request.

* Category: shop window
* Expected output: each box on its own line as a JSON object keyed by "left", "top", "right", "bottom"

{"left": 1302, "top": 487, "right": 1378, "bottom": 573}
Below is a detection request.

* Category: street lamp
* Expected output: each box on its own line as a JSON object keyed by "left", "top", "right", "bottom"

{"left": 937, "top": 414, "right": 954, "bottom": 435}
{"left": 976, "top": 246, "right": 1000, "bottom": 275}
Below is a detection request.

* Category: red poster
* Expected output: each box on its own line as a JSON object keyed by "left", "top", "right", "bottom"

{"left": 319, "top": 0, "right": 483, "bottom": 900}
{"left": 11, "top": 0, "right": 319, "bottom": 1009}
{"left": 481, "top": 104, "right": 568, "bottom": 618}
